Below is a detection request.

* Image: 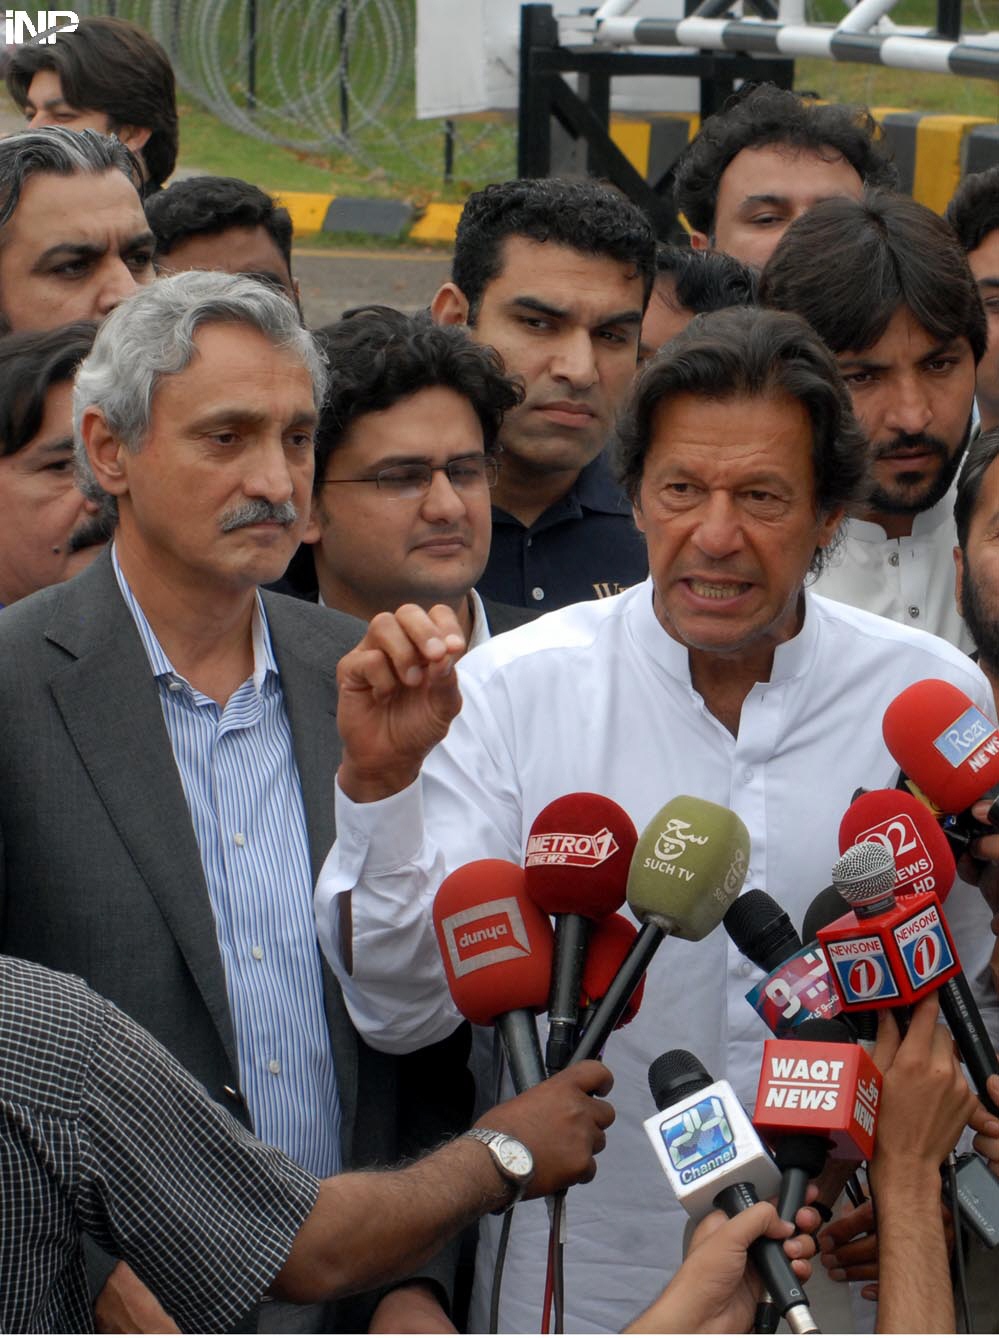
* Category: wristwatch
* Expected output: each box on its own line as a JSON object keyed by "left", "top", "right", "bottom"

{"left": 463, "top": 1127, "right": 534, "bottom": 1209}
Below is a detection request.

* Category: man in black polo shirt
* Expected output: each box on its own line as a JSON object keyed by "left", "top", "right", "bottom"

{"left": 431, "top": 178, "right": 653, "bottom": 612}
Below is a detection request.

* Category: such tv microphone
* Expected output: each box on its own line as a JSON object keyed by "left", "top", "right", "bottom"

{"left": 644, "top": 1050, "right": 819, "bottom": 1335}
{"left": 433, "top": 859, "right": 553, "bottom": 1093}
{"left": 524, "top": 792, "right": 636, "bottom": 1072}
{"left": 571, "top": 794, "right": 750, "bottom": 1062}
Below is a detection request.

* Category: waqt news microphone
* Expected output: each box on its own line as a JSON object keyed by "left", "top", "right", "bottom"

{"left": 819, "top": 841, "right": 999, "bottom": 1116}
{"left": 643, "top": 1050, "right": 820, "bottom": 1335}
{"left": 433, "top": 859, "right": 552, "bottom": 1093}
{"left": 882, "top": 678, "right": 999, "bottom": 852}
{"left": 753, "top": 1016, "right": 881, "bottom": 1224}
{"left": 524, "top": 792, "right": 636, "bottom": 1072}
{"left": 571, "top": 794, "right": 750, "bottom": 1062}
{"left": 577, "top": 911, "right": 647, "bottom": 1036}
{"left": 725, "top": 889, "right": 842, "bottom": 1038}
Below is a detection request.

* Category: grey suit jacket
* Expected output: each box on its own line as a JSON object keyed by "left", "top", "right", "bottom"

{"left": 0, "top": 552, "right": 471, "bottom": 1326}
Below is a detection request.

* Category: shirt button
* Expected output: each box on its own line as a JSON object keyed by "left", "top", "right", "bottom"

{"left": 167, "top": 679, "right": 183, "bottom": 693}
{"left": 743, "top": 769, "right": 754, "bottom": 783}
{"left": 251, "top": 945, "right": 264, "bottom": 961}
{"left": 738, "top": 961, "right": 754, "bottom": 978}
{"left": 268, "top": 1059, "right": 281, "bottom": 1075}
{"left": 908, "top": 606, "right": 920, "bottom": 618}
{"left": 888, "top": 551, "right": 899, "bottom": 567}
{"left": 531, "top": 587, "right": 545, "bottom": 602}
{"left": 233, "top": 832, "right": 246, "bottom": 847}
{"left": 526, "top": 537, "right": 533, "bottom": 548}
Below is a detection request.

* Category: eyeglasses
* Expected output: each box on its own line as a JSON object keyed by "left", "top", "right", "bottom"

{"left": 321, "top": 454, "right": 499, "bottom": 500}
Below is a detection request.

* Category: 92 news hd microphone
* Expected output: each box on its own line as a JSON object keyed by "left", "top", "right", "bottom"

{"left": 753, "top": 1016, "right": 881, "bottom": 1224}
{"left": 433, "top": 859, "right": 553, "bottom": 1093}
{"left": 644, "top": 1050, "right": 819, "bottom": 1335}
{"left": 838, "top": 787, "right": 956, "bottom": 904}
{"left": 571, "top": 795, "right": 750, "bottom": 1063}
{"left": 524, "top": 792, "right": 636, "bottom": 1072}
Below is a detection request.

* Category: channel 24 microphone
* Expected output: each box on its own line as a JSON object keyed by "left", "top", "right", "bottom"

{"left": 725, "top": 890, "right": 840, "bottom": 1038}
{"left": 838, "top": 787, "right": 956, "bottom": 903}
{"left": 882, "top": 679, "right": 999, "bottom": 852}
{"left": 578, "top": 911, "right": 647, "bottom": 1039}
{"left": 571, "top": 795, "right": 750, "bottom": 1063}
{"left": 433, "top": 859, "right": 553, "bottom": 1093}
{"left": 644, "top": 1051, "right": 819, "bottom": 1335}
{"left": 819, "top": 843, "right": 999, "bottom": 1115}
{"left": 523, "top": 792, "right": 637, "bottom": 1072}
{"left": 753, "top": 1017, "right": 881, "bottom": 1223}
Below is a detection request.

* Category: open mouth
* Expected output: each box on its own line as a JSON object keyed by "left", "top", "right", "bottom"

{"left": 686, "top": 578, "right": 751, "bottom": 600}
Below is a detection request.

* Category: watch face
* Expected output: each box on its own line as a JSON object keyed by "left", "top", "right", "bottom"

{"left": 495, "top": 1135, "right": 533, "bottom": 1180}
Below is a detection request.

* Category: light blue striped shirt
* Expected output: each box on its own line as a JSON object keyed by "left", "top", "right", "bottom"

{"left": 112, "top": 547, "right": 340, "bottom": 1176}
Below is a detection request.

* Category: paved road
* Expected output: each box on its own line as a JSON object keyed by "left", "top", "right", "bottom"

{"left": 293, "top": 245, "right": 453, "bottom": 330}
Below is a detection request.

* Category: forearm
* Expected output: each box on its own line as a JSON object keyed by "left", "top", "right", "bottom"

{"left": 274, "top": 1139, "right": 507, "bottom": 1302}
{"left": 872, "top": 1167, "right": 953, "bottom": 1334}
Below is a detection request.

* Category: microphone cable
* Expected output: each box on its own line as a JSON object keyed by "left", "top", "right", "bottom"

{"left": 541, "top": 1191, "right": 567, "bottom": 1333}
{"left": 946, "top": 1152, "right": 973, "bottom": 1334}
{"left": 488, "top": 1207, "right": 513, "bottom": 1335}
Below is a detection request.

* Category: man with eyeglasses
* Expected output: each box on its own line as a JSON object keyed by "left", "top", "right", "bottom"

{"left": 279, "top": 308, "right": 534, "bottom": 648}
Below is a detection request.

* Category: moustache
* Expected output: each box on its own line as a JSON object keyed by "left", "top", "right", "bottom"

{"left": 874, "top": 433, "right": 949, "bottom": 461}
{"left": 220, "top": 500, "right": 298, "bottom": 532}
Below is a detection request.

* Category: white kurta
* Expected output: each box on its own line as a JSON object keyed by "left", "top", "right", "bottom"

{"left": 317, "top": 580, "right": 998, "bottom": 1333}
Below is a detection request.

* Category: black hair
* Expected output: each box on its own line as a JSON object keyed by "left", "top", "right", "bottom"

{"left": 7, "top": 16, "right": 177, "bottom": 188}
{"left": 653, "top": 244, "right": 758, "bottom": 313}
{"left": 614, "top": 306, "right": 869, "bottom": 575}
{"left": 0, "top": 321, "right": 97, "bottom": 458}
{"left": 673, "top": 83, "right": 897, "bottom": 238}
{"left": 451, "top": 177, "right": 656, "bottom": 318}
{"left": 946, "top": 167, "right": 999, "bottom": 254}
{"left": 145, "top": 176, "right": 294, "bottom": 275}
{"left": 759, "top": 190, "right": 987, "bottom": 364}
{"left": 313, "top": 306, "right": 523, "bottom": 494}
{"left": 955, "top": 427, "right": 999, "bottom": 550}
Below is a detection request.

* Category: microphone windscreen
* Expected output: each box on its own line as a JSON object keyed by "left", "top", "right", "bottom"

{"left": 524, "top": 791, "right": 637, "bottom": 917}
{"left": 433, "top": 859, "right": 554, "bottom": 1026}
{"left": 581, "top": 911, "right": 646, "bottom": 1025}
{"left": 802, "top": 885, "right": 851, "bottom": 944}
{"left": 724, "top": 888, "right": 803, "bottom": 973}
{"left": 649, "top": 1048, "right": 714, "bottom": 1112}
{"left": 883, "top": 679, "right": 999, "bottom": 813}
{"left": 839, "top": 788, "right": 955, "bottom": 904}
{"left": 626, "top": 795, "right": 749, "bottom": 940}
{"left": 793, "top": 1016, "right": 855, "bottom": 1045}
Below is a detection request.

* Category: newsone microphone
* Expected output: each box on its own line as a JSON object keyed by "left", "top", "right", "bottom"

{"left": 802, "top": 887, "right": 877, "bottom": 1049}
{"left": 726, "top": 889, "right": 842, "bottom": 1037}
{"left": 524, "top": 792, "right": 636, "bottom": 1072}
{"left": 821, "top": 843, "right": 999, "bottom": 1117}
{"left": 644, "top": 1050, "right": 819, "bottom": 1335}
{"left": 753, "top": 1017, "right": 881, "bottom": 1224}
{"left": 571, "top": 795, "right": 750, "bottom": 1063}
{"left": 433, "top": 859, "right": 552, "bottom": 1093}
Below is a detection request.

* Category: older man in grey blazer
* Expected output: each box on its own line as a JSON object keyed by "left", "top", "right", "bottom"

{"left": 0, "top": 272, "right": 470, "bottom": 1335}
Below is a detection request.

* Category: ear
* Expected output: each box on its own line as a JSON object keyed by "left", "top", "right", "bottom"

{"left": 631, "top": 494, "right": 646, "bottom": 536}
{"left": 302, "top": 494, "right": 323, "bottom": 546}
{"left": 81, "top": 407, "right": 130, "bottom": 497}
{"left": 114, "top": 123, "right": 152, "bottom": 156}
{"left": 431, "top": 282, "right": 470, "bottom": 327}
{"left": 816, "top": 505, "right": 845, "bottom": 553}
{"left": 955, "top": 544, "right": 965, "bottom": 615}
{"left": 689, "top": 231, "right": 710, "bottom": 253}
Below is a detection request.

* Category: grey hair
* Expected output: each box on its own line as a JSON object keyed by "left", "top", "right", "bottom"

{"left": 0, "top": 127, "right": 141, "bottom": 230}
{"left": 73, "top": 270, "right": 329, "bottom": 510}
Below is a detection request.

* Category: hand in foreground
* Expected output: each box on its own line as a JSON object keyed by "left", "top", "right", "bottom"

{"left": 94, "top": 1261, "right": 179, "bottom": 1334}
{"left": 336, "top": 605, "right": 466, "bottom": 803}
{"left": 478, "top": 1060, "right": 615, "bottom": 1198}
{"left": 625, "top": 1202, "right": 818, "bottom": 1334}
{"left": 970, "top": 1073, "right": 999, "bottom": 1174}
{"left": 367, "top": 1282, "right": 457, "bottom": 1334}
{"left": 958, "top": 800, "right": 999, "bottom": 934}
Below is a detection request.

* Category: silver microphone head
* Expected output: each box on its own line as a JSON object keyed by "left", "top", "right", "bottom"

{"left": 832, "top": 841, "right": 897, "bottom": 917}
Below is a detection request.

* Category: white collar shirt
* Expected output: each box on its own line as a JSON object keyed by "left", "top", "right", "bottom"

{"left": 317, "top": 578, "right": 998, "bottom": 1333}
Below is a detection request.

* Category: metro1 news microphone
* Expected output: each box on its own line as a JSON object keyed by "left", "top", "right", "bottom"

{"left": 818, "top": 841, "right": 999, "bottom": 1116}
{"left": 571, "top": 795, "right": 750, "bottom": 1063}
{"left": 643, "top": 1050, "right": 820, "bottom": 1335}
{"left": 433, "top": 859, "right": 552, "bottom": 1093}
{"left": 523, "top": 792, "right": 636, "bottom": 1073}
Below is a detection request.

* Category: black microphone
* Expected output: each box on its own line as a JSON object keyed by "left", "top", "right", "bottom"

{"left": 725, "top": 888, "right": 804, "bottom": 973}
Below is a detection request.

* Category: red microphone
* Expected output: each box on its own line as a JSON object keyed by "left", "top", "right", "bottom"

{"left": 838, "top": 788, "right": 955, "bottom": 904}
{"left": 817, "top": 842, "right": 960, "bottom": 1012}
{"left": 882, "top": 679, "right": 999, "bottom": 815}
{"left": 578, "top": 912, "right": 646, "bottom": 1034}
{"left": 524, "top": 792, "right": 637, "bottom": 1072}
{"left": 433, "top": 859, "right": 553, "bottom": 1093}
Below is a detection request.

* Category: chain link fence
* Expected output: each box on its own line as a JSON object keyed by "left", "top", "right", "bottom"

{"left": 75, "top": 0, "right": 515, "bottom": 189}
